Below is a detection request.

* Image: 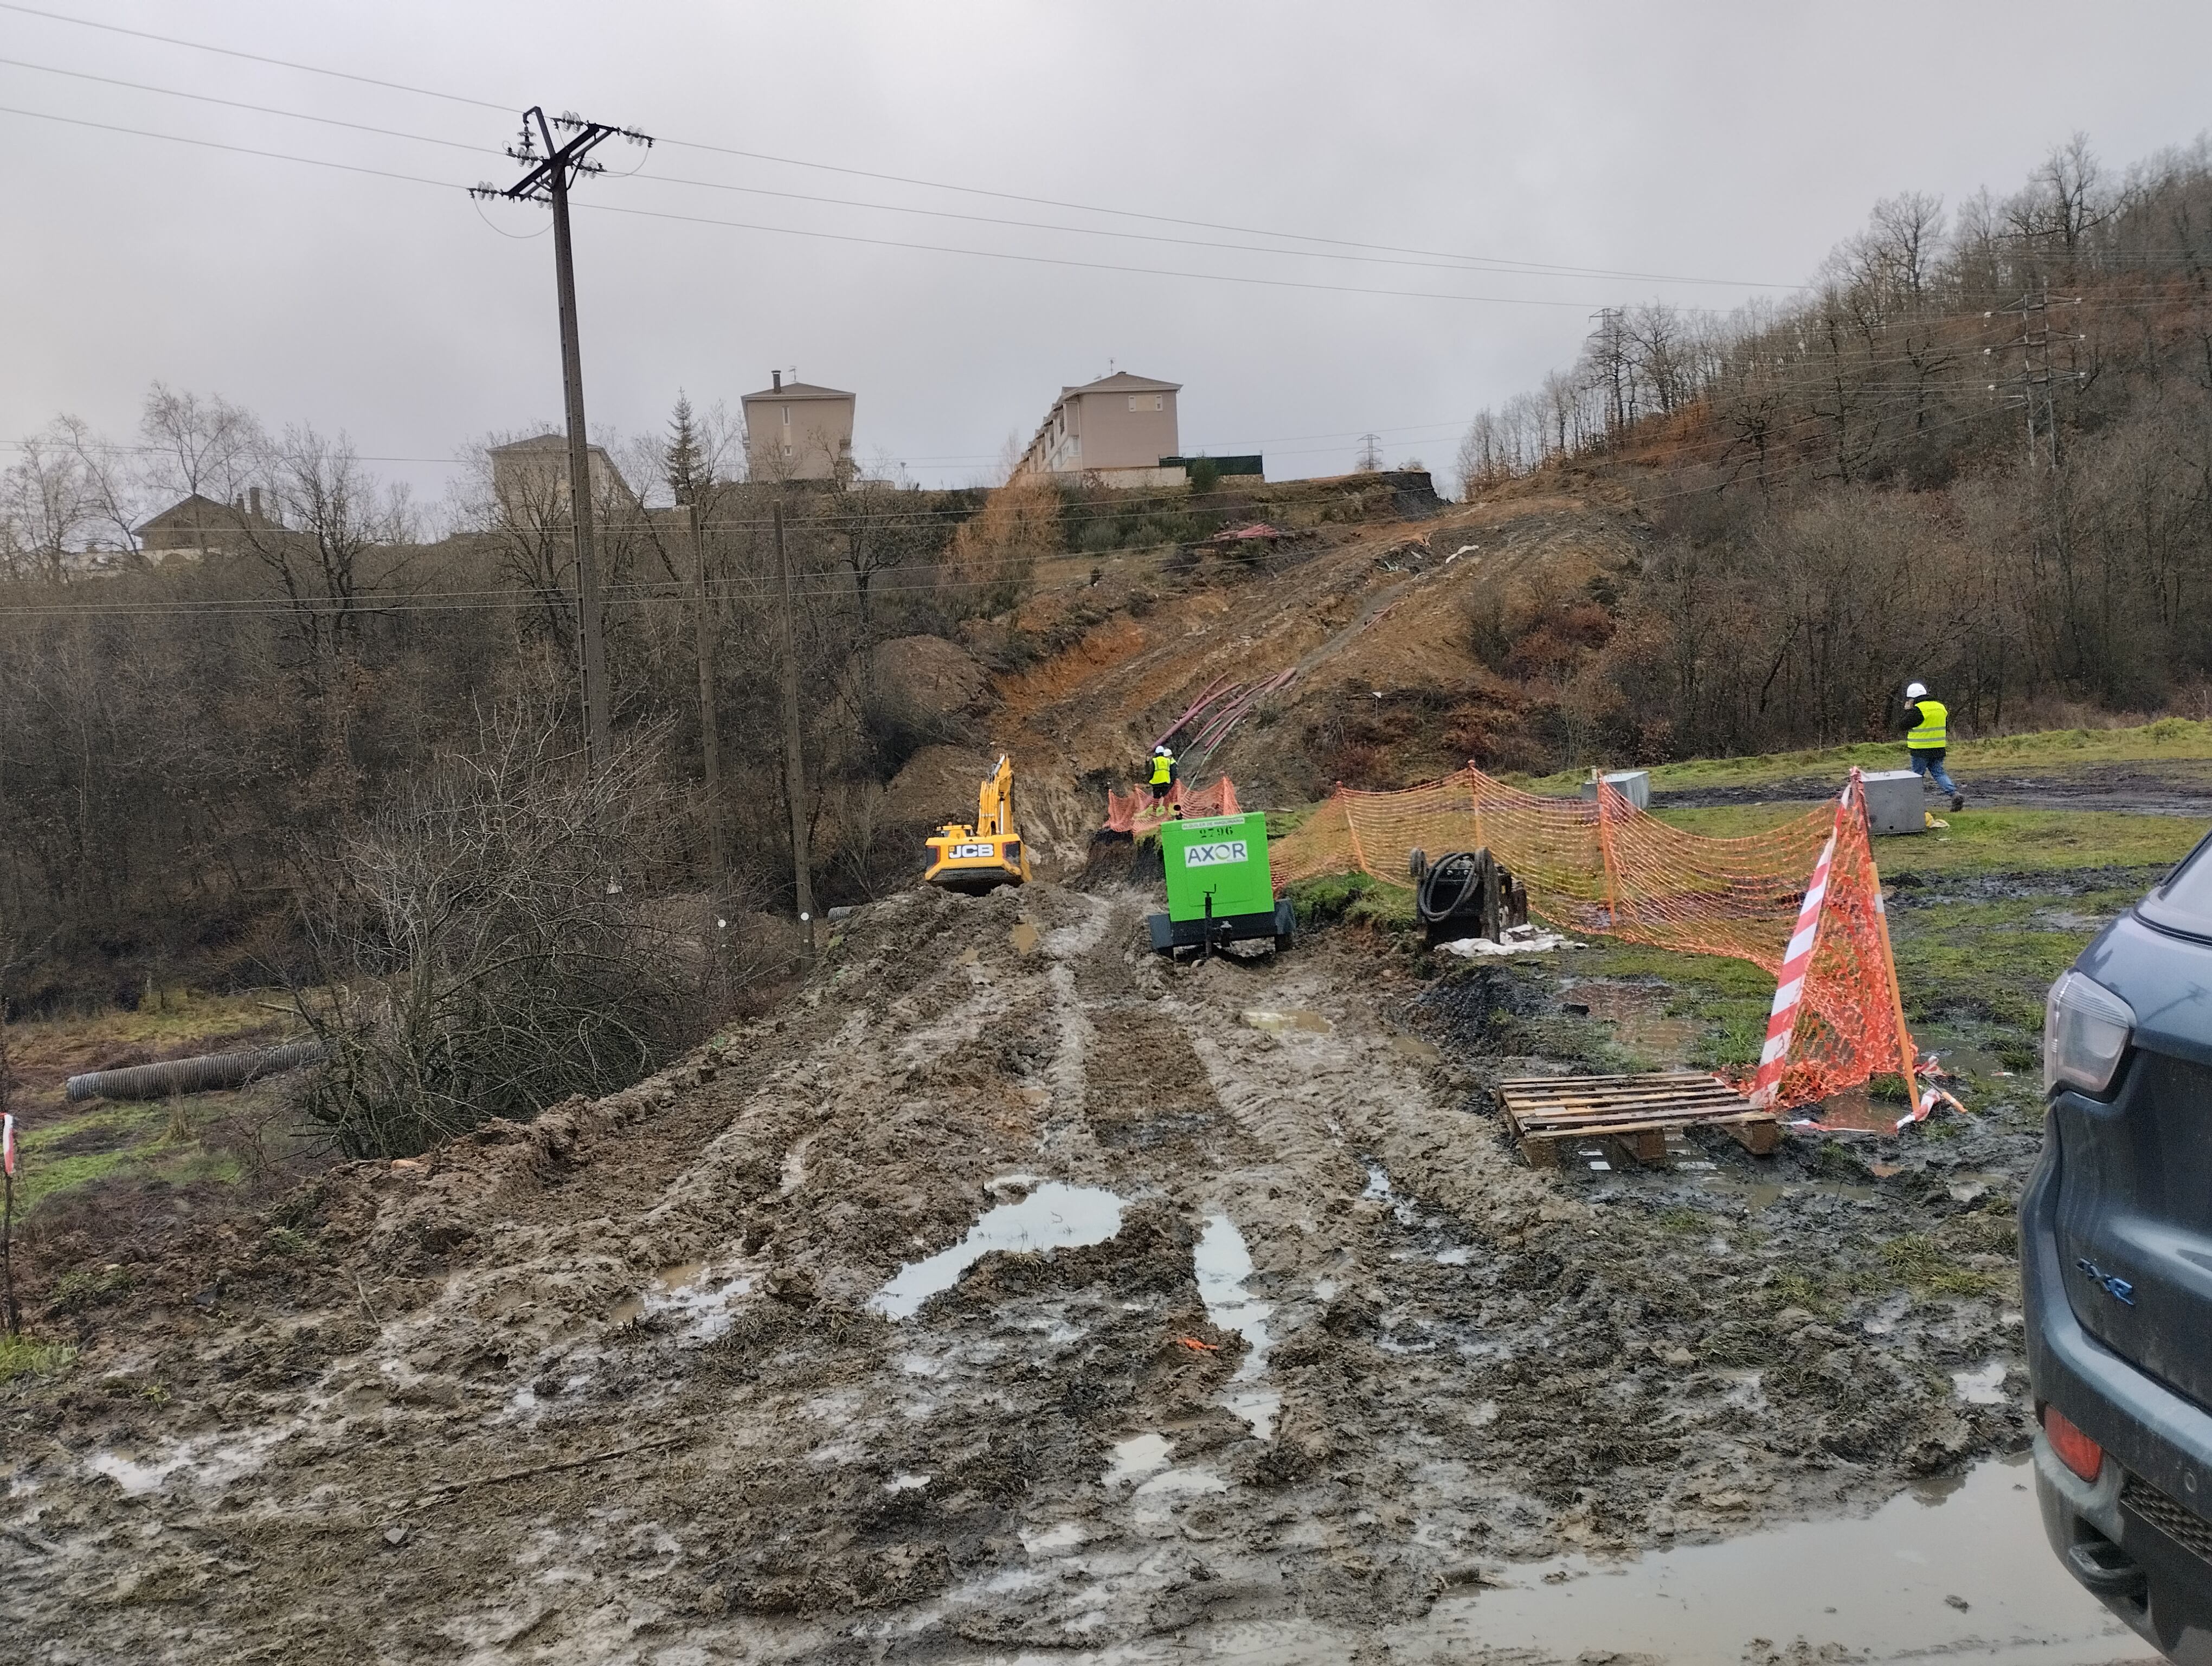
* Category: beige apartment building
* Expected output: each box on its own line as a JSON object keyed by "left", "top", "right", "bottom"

{"left": 1012, "top": 371, "right": 1182, "bottom": 488}
{"left": 742, "top": 373, "right": 857, "bottom": 483}
{"left": 487, "top": 434, "right": 631, "bottom": 521}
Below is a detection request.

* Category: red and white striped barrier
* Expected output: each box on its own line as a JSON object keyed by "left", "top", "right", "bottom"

{"left": 1746, "top": 781, "right": 1851, "bottom": 1110}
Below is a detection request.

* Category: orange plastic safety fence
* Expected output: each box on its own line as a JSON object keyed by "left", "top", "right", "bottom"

{"left": 1272, "top": 768, "right": 1918, "bottom": 1113}
{"left": 1103, "top": 777, "right": 1242, "bottom": 836}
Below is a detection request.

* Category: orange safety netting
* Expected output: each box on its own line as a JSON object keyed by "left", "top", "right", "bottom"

{"left": 1271, "top": 768, "right": 1920, "bottom": 1114}
{"left": 1104, "top": 776, "right": 1242, "bottom": 836}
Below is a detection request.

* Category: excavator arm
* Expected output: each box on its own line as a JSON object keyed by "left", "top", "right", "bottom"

{"left": 976, "top": 754, "right": 1015, "bottom": 839}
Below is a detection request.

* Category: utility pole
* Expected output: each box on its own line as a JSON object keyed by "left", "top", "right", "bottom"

{"left": 773, "top": 504, "right": 816, "bottom": 964}
{"left": 473, "top": 107, "right": 652, "bottom": 770}
{"left": 690, "top": 491, "right": 724, "bottom": 896}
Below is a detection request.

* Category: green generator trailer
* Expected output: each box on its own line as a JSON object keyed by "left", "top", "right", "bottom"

{"left": 1147, "top": 811, "right": 1296, "bottom": 956}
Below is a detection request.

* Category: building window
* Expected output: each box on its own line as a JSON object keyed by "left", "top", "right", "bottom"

{"left": 782, "top": 406, "right": 792, "bottom": 426}
{"left": 1129, "top": 394, "right": 1163, "bottom": 412}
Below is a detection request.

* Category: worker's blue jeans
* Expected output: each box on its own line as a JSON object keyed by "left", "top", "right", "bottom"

{"left": 1908, "top": 747, "right": 1958, "bottom": 795}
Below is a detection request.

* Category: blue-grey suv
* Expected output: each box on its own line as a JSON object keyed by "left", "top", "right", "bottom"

{"left": 2025, "top": 835, "right": 2212, "bottom": 1662}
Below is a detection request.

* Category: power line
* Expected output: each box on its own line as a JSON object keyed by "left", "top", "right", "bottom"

{"left": 0, "top": 1, "right": 510, "bottom": 110}
{"left": 0, "top": 55, "right": 1756, "bottom": 286}
{"left": 0, "top": 55, "right": 499, "bottom": 153}
{"left": 569, "top": 196, "right": 1650, "bottom": 310}
{"left": 0, "top": 101, "right": 456, "bottom": 189}
{"left": 0, "top": 100, "right": 1664, "bottom": 310}
{"left": 0, "top": 0, "right": 1800, "bottom": 292}
{"left": 10, "top": 93, "right": 2188, "bottom": 329}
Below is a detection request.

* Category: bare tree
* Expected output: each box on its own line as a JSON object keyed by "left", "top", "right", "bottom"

{"left": 1866, "top": 192, "right": 1947, "bottom": 313}
{"left": 139, "top": 385, "right": 261, "bottom": 549}
{"left": 53, "top": 415, "right": 143, "bottom": 555}
{"left": 294, "top": 709, "right": 702, "bottom": 1157}
{"left": 0, "top": 424, "right": 97, "bottom": 582}
{"left": 245, "top": 425, "right": 411, "bottom": 685}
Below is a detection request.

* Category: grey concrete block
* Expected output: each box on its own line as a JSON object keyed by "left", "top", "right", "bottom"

{"left": 1862, "top": 768, "right": 1926, "bottom": 835}
{"left": 1578, "top": 770, "right": 1651, "bottom": 811}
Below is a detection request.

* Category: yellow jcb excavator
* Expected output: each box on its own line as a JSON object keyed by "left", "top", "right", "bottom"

{"left": 923, "top": 755, "right": 1033, "bottom": 893}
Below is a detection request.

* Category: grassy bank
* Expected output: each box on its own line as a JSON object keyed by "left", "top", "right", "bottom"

{"left": 1651, "top": 805, "right": 2205, "bottom": 876}
{"left": 3, "top": 989, "right": 311, "bottom": 1233}
{"left": 1522, "top": 715, "right": 2212, "bottom": 796}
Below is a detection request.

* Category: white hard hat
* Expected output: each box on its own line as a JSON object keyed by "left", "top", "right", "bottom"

{"left": 1154, "top": 744, "right": 1172, "bottom": 754}
{"left": 1905, "top": 681, "right": 1928, "bottom": 700}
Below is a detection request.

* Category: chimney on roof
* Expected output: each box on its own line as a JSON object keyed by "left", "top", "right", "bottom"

{"left": 772, "top": 370, "right": 781, "bottom": 390}
{"left": 248, "top": 486, "right": 262, "bottom": 520}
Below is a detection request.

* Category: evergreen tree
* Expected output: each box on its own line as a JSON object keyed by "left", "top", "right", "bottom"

{"left": 665, "top": 392, "right": 708, "bottom": 504}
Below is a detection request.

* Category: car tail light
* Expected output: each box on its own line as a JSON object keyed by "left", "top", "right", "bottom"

{"left": 2044, "top": 1403, "right": 2105, "bottom": 1483}
{"left": 2044, "top": 971, "right": 2135, "bottom": 1097}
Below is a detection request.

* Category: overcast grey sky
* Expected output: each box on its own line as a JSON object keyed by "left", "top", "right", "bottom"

{"left": 5, "top": 0, "right": 2210, "bottom": 510}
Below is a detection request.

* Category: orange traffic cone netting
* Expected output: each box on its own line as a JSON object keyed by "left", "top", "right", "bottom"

{"left": 1270, "top": 767, "right": 1920, "bottom": 1116}
{"left": 1104, "top": 777, "right": 1242, "bottom": 836}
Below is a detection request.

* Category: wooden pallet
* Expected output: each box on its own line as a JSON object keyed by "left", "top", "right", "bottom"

{"left": 1497, "top": 1072, "right": 1780, "bottom": 1168}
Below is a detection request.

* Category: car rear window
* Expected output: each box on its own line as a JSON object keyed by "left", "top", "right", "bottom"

{"left": 2140, "top": 832, "right": 2212, "bottom": 938}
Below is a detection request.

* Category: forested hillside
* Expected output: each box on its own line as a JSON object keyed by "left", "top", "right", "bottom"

{"left": 1452, "top": 133, "right": 2212, "bottom": 759}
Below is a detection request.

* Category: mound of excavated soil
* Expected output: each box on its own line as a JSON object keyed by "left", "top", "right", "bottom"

{"left": 6, "top": 885, "right": 2027, "bottom": 1661}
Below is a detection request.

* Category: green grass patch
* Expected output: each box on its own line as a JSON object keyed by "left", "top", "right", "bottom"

{"left": 1881, "top": 1232, "right": 2007, "bottom": 1297}
{"left": 52, "top": 1264, "right": 134, "bottom": 1312}
{"left": 11, "top": 1098, "right": 249, "bottom": 1214}
{"left": 1768, "top": 1270, "right": 1830, "bottom": 1313}
{"left": 1563, "top": 940, "right": 1777, "bottom": 1071}
{"left": 12, "top": 1102, "right": 168, "bottom": 1212}
{"left": 1888, "top": 891, "right": 2136, "bottom": 1030}
{"left": 1521, "top": 716, "right": 2212, "bottom": 796}
{"left": 1288, "top": 870, "right": 1414, "bottom": 931}
{"left": 0, "top": 1332, "right": 78, "bottom": 1386}
{"left": 1641, "top": 804, "right": 2204, "bottom": 877}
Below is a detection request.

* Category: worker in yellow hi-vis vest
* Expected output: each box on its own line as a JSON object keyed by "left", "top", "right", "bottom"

{"left": 1146, "top": 744, "right": 1179, "bottom": 810}
{"left": 1901, "top": 681, "right": 1964, "bottom": 811}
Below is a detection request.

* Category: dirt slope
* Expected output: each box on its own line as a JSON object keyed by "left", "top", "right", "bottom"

{"left": 7, "top": 885, "right": 2026, "bottom": 1663}
{"left": 972, "top": 488, "right": 1639, "bottom": 831}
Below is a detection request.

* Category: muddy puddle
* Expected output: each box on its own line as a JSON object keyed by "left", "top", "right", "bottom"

{"left": 1406, "top": 1456, "right": 2149, "bottom": 1665}
{"left": 1192, "top": 1214, "right": 1277, "bottom": 1437}
{"left": 605, "top": 1258, "right": 748, "bottom": 1335}
{"left": 1240, "top": 1007, "right": 1333, "bottom": 1035}
{"left": 869, "top": 1181, "right": 1123, "bottom": 1319}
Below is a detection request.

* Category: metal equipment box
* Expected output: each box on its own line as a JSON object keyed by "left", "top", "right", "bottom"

{"left": 1862, "top": 768, "right": 1926, "bottom": 835}
{"left": 1578, "top": 770, "right": 1651, "bottom": 811}
{"left": 1150, "top": 811, "right": 1295, "bottom": 953}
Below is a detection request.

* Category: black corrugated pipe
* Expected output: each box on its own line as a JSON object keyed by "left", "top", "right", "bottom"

{"left": 65, "top": 1041, "right": 326, "bottom": 1104}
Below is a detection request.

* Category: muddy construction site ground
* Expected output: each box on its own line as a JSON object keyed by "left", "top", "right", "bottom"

{"left": 4, "top": 885, "right": 2149, "bottom": 1664}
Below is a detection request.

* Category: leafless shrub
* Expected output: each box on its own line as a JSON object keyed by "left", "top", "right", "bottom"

{"left": 293, "top": 710, "right": 704, "bottom": 1157}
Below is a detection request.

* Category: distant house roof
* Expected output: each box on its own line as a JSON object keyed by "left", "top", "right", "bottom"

{"left": 1059, "top": 371, "right": 1181, "bottom": 398}
{"left": 134, "top": 493, "right": 269, "bottom": 538}
{"left": 489, "top": 432, "right": 613, "bottom": 457}
{"left": 740, "top": 381, "right": 853, "bottom": 403}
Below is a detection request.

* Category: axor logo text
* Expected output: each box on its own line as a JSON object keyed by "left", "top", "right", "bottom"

{"left": 1184, "top": 840, "right": 1249, "bottom": 868}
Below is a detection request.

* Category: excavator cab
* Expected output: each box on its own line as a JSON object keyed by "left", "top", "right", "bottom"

{"left": 924, "top": 755, "right": 1033, "bottom": 893}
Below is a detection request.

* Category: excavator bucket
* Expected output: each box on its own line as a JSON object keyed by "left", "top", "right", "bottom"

{"left": 924, "top": 756, "right": 1033, "bottom": 894}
